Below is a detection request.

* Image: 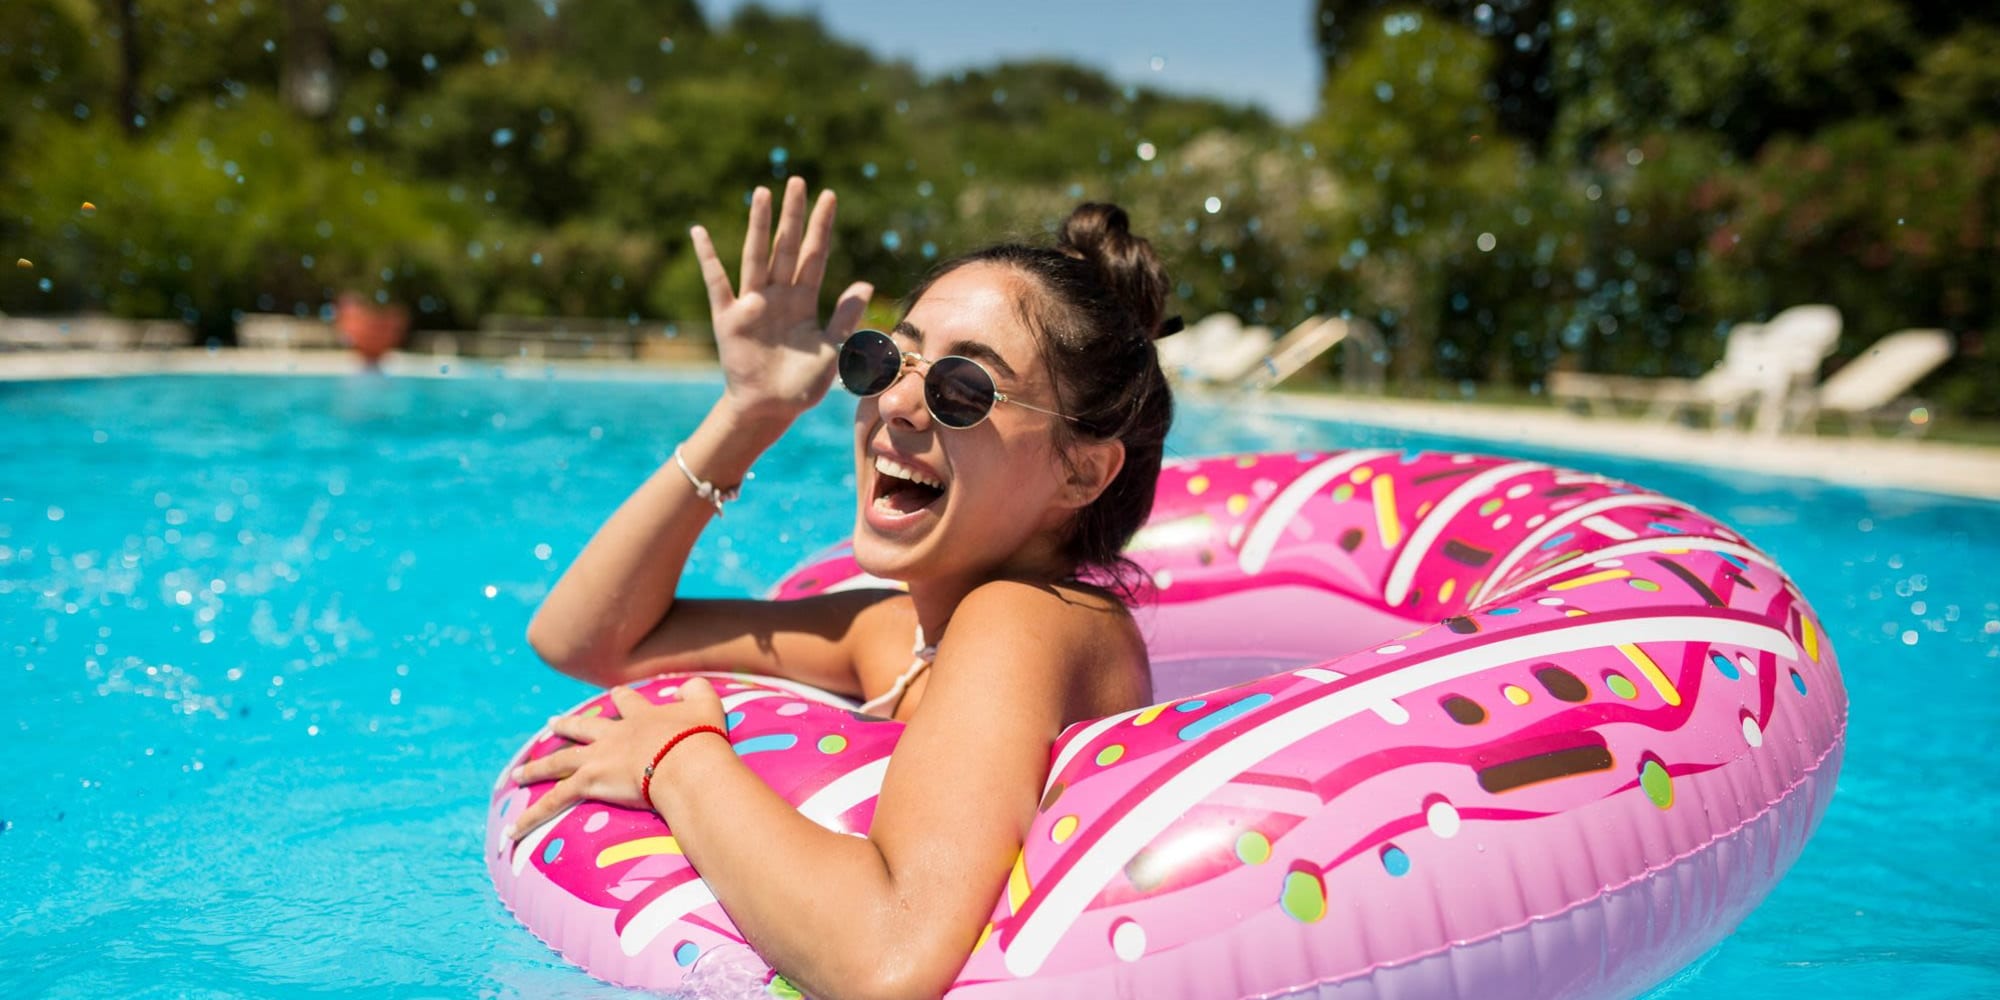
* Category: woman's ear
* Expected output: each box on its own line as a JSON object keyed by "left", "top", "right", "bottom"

{"left": 1062, "top": 438, "right": 1125, "bottom": 509}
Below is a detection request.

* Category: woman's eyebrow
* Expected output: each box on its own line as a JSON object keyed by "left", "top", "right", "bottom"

{"left": 942, "top": 340, "right": 1019, "bottom": 382}
{"left": 891, "top": 320, "right": 1022, "bottom": 382}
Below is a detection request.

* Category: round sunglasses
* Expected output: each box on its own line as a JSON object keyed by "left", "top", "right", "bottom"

{"left": 837, "top": 328, "right": 1075, "bottom": 429}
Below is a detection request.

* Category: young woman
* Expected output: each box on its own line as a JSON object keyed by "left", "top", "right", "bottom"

{"left": 504, "top": 176, "right": 1176, "bottom": 999}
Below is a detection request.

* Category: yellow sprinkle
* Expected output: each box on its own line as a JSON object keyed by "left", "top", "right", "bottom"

{"left": 1616, "top": 643, "right": 1681, "bottom": 706}
{"left": 1549, "top": 569, "right": 1631, "bottom": 591}
{"left": 972, "top": 922, "right": 994, "bottom": 953}
{"left": 1186, "top": 474, "right": 1210, "bottom": 495}
{"left": 14, "top": 258, "right": 30, "bottom": 269}
{"left": 1503, "top": 684, "right": 1531, "bottom": 705}
{"left": 1416, "top": 501, "right": 1434, "bottom": 518}
{"left": 595, "top": 836, "right": 681, "bottom": 867}
{"left": 1226, "top": 494, "right": 1249, "bottom": 516}
{"left": 1007, "top": 851, "right": 1032, "bottom": 913}
{"left": 1350, "top": 467, "right": 1374, "bottom": 484}
{"left": 1051, "top": 815, "right": 1079, "bottom": 843}
{"left": 80, "top": 201, "right": 97, "bottom": 213}
{"left": 1801, "top": 616, "right": 1821, "bottom": 662}
{"left": 1372, "top": 476, "right": 1402, "bottom": 548}
{"left": 1438, "top": 578, "right": 1456, "bottom": 603}
{"left": 1133, "top": 703, "right": 1169, "bottom": 726}
{"left": 1564, "top": 608, "right": 1588, "bottom": 617}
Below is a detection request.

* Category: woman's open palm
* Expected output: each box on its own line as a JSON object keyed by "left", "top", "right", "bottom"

{"left": 691, "top": 177, "right": 872, "bottom": 421}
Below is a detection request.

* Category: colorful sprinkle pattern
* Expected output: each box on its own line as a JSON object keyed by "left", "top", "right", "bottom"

{"left": 488, "top": 450, "right": 1848, "bottom": 999}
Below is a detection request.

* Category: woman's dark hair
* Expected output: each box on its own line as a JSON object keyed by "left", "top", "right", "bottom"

{"left": 903, "top": 202, "right": 1175, "bottom": 599}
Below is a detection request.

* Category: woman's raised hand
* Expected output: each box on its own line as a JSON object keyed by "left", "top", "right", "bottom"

{"left": 691, "top": 177, "right": 873, "bottom": 424}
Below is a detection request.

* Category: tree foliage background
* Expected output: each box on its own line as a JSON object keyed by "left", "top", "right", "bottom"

{"left": 1, "top": 0, "right": 1994, "bottom": 414}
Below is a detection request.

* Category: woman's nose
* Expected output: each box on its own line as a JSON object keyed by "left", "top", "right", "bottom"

{"left": 876, "top": 358, "right": 931, "bottom": 430}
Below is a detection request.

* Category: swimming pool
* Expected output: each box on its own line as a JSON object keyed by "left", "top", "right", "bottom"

{"left": 2, "top": 371, "right": 1994, "bottom": 998}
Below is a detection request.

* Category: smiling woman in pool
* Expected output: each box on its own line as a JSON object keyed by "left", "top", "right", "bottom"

{"left": 506, "top": 176, "right": 1175, "bottom": 998}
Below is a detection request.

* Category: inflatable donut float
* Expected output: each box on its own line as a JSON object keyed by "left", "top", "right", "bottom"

{"left": 488, "top": 449, "right": 1846, "bottom": 999}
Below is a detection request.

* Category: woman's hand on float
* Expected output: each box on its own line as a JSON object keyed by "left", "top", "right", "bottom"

{"left": 503, "top": 678, "right": 729, "bottom": 841}
{"left": 693, "top": 176, "right": 874, "bottom": 425}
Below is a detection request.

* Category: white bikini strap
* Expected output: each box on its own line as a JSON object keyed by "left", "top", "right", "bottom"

{"left": 856, "top": 625, "right": 938, "bottom": 716}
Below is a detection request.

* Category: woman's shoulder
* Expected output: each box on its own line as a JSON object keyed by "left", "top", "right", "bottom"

{"left": 948, "top": 578, "right": 1150, "bottom": 717}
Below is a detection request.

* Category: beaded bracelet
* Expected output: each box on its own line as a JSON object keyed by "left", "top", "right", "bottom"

{"left": 674, "top": 445, "right": 751, "bottom": 516}
{"left": 640, "top": 724, "right": 727, "bottom": 803}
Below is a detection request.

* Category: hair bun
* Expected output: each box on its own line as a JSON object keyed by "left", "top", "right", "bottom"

{"left": 1059, "top": 203, "right": 1172, "bottom": 340}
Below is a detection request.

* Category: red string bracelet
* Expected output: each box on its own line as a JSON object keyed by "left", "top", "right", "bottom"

{"left": 640, "top": 724, "right": 727, "bottom": 803}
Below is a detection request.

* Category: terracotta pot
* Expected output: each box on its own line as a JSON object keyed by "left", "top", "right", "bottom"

{"left": 334, "top": 293, "right": 409, "bottom": 364}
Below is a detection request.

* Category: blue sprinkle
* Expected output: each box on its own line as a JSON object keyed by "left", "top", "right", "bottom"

{"left": 1719, "top": 553, "right": 1747, "bottom": 569}
{"left": 1399, "top": 450, "right": 1424, "bottom": 464}
{"left": 1710, "top": 653, "right": 1739, "bottom": 680}
{"left": 541, "top": 838, "right": 564, "bottom": 864}
{"left": 1177, "top": 693, "right": 1275, "bottom": 741}
{"left": 498, "top": 796, "right": 513, "bottom": 817}
{"left": 674, "top": 942, "right": 700, "bottom": 967}
{"left": 1791, "top": 670, "right": 1808, "bottom": 696}
{"left": 1537, "top": 532, "right": 1574, "bottom": 551}
{"left": 1380, "top": 845, "right": 1411, "bottom": 877}
{"left": 1174, "top": 699, "right": 1208, "bottom": 713}
{"left": 732, "top": 734, "right": 799, "bottom": 756}
{"left": 1647, "top": 522, "right": 1686, "bottom": 535}
{"left": 1487, "top": 607, "right": 1520, "bottom": 616}
{"left": 723, "top": 711, "right": 745, "bottom": 731}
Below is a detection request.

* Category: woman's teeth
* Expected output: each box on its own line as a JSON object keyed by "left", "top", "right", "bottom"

{"left": 874, "top": 455, "right": 943, "bottom": 490}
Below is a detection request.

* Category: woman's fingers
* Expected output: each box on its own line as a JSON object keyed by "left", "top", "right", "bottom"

{"left": 824, "top": 281, "right": 875, "bottom": 344}
{"left": 606, "top": 684, "right": 650, "bottom": 718}
{"left": 738, "top": 185, "right": 773, "bottom": 291}
{"left": 549, "top": 712, "right": 610, "bottom": 743}
{"left": 768, "top": 177, "right": 809, "bottom": 286}
{"left": 514, "top": 746, "right": 581, "bottom": 786}
{"left": 793, "top": 189, "right": 838, "bottom": 290}
{"left": 689, "top": 225, "right": 735, "bottom": 316}
{"left": 505, "top": 781, "right": 577, "bottom": 842}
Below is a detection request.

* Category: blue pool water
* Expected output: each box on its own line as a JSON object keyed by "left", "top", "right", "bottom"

{"left": 2, "top": 371, "right": 1995, "bottom": 998}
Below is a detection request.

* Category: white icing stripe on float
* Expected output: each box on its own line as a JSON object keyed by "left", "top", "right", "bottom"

{"left": 619, "top": 877, "right": 720, "bottom": 957}
{"left": 511, "top": 804, "right": 576, "bottom": 876}
{"left": 719, "top": 690, "right": 783, "bottom": 710}
{"left": 1237, "top": 451, "right": 1393, "bottom": 576}
{"left": 1581, "top": 515, "right": 1638, "bottom": 540}
{"left": 796, "top": 755, "right": 892, "bottom": 830}
{"left": 1382, "top": 462, "right": 1546, "bottom": 607}
{"left": 724, "top": 675, "right": 862, "bottom": 711}
{"left": 1044, "top": 706, "right": 1150, "bottom": 792}
{"left": 1296, "top": 667, "right": 1408, "bottom": 724}
{"left": 1000, "top": 614, "right": 1799, "bottom": 978}
{"left": 1491, "top": 537, "right": 1778, "bottom": 602}
{"left": 1470, "top": 495, "right": 1697, "bottom": 605}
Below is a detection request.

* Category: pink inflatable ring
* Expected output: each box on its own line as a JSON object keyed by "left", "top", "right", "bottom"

{"left": 489, "top": 449, "right": 1846, "bottom": 999}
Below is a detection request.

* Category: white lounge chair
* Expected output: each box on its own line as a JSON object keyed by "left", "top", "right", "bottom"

{"left": 1552, "top": 304, "right": 1842, "bottom": 433}
{"left": 1788, "top": 328, "right": 1954, "bottom": 435}
{"left": 1745, "top": 304, "right": 1843, "bottom": 433}
{"left": 1234, "top": 315, "right": 1386, "bottom": 392}
{"left": 1158, "top": 313, "right": 1274, "bottom": 386}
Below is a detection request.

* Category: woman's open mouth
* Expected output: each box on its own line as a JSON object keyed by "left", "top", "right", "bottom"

{"left": 868, "top": 454, "right": 947, "bottom": 523}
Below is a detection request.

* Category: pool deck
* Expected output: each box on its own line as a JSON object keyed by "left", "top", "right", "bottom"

{"left": 6, "top": 348, "right": 1997, "bottom": 502}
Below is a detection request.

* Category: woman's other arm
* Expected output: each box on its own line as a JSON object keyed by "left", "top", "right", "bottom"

{"left": 527, "top": 178, "right": 872, "bottom": 689}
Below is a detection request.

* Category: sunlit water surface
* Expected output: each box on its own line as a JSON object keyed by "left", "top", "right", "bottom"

{"left": 2, "top": 372, "right": 1994, "bottom": 998}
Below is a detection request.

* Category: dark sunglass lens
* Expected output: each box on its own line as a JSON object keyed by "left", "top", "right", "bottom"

{"left": 926, "top": 357, "right": 997, "bottom": 428}
{"left": 838, "top": 331, "right": 901, "bottom": 396}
